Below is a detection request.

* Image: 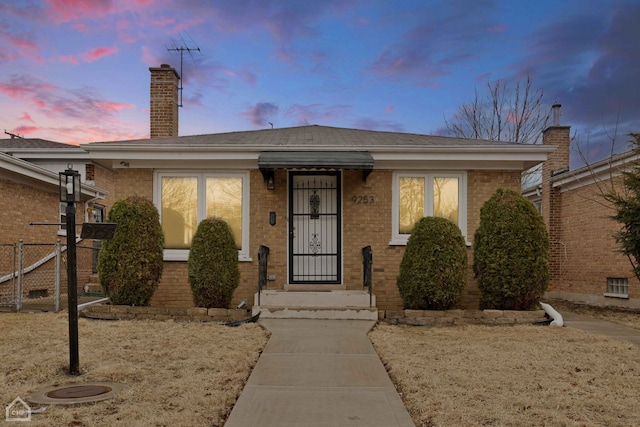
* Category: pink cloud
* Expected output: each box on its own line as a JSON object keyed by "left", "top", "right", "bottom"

{"left": 475, "top": 72, "right": 492, "bottom": 81}
{"left": 385, "top": 105, "right": 394, "bottom": 113}
{"left": 487, "top": 25, "right": 506, "bottom": 33}
{"left": 45, "top": 0, "right": 115, "bottom": 23}
{"left": 0, "top": 78, "right": 55, "bottom": 99}
{"left": 80, "top": 46, "right": 118, "bottom": 62}
{"left": 59, "top": 55, "right": 79, "bottom": 64}
{"left": 7, "top": 33, "right": 39, "bottom": 51}
{"left": 12, "top": 125, "right": 39, "bottom": 136}
{"left": 96, "top": 101, "right": 134, "bottom": 112}
{"left": 18, "top": 112, "right": 34, "bottom": 123}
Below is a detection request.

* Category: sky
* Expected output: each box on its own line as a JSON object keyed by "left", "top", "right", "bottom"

{"left": 1, "top": 0, "right": 639, "bottom": 166}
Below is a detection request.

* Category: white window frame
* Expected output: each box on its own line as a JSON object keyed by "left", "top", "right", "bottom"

{"left": 604, "top": 277, "right": 629, "bottom": 299}
{"left": 154, "top": 171, "right": 251, "bottom": 262}
{"left": 390, "top": 171, "right": 467, "bottom": 245}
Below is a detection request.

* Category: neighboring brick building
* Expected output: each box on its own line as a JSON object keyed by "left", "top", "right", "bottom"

{"left": 0, "top": 143, "right": 112, "bottom": 305}
{"left": 526, "top": 105, "right": 640, "bottom": 309}
{"left": 80, "top": 64, "right": 553, "bottom": 313}
{"left": 0, "top": 140, "right": 113, "bottom": 244}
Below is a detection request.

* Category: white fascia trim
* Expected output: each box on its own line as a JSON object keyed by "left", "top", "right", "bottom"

{"left": 553, "top": 153, "right": 639, "bottom": 192}
{"left": 0, "top": 154, "right": 108, "bottom": 197}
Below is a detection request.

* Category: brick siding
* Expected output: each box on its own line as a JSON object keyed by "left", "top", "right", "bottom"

{"left": 133, "top": 167, "right": 523, "bottom": 311}
{"left": 149, "top": 65, "right": 179, "bottom": 138}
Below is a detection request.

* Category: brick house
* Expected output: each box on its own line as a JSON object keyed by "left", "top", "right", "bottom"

{"left": 79, "top": 64, "right": 553, "bottom": 316}
{"left": 0, "top": 139, "right": 113, "bottom": 243}
{"left": 0, "top": 140, "right": 112, "bottom": 304}
{"left": 526, "top": 110, "right": 640, "bottom": 309}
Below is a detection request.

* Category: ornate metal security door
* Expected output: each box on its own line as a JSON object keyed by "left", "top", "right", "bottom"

{"left": 289, "top": 172, "right": 341, "bottom": 283}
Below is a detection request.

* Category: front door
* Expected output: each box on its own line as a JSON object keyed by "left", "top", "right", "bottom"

{"left": 289, "top": 172, "right": 341, "bottom": 284}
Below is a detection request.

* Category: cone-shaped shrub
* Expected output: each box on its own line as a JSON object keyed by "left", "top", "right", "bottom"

{"left": 188, "top": 217, "right": 240, "bottom": 308}
{"left": 98, "top": 196, "right": 164, "bottom": 306}
{"left": 397, "top": 216, "right": 467, "bottom": 310}
{"left": 473, "top": 188, "right": 550, "bottom": 310}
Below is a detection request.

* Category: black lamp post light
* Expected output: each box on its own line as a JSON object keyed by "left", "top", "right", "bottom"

{"left": 59, "top": 164, "right": 81, "bottom": 376}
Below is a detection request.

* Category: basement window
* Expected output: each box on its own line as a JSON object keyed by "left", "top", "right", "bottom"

{"left": 604, "top": 277, "right": 629, "bottom": 298}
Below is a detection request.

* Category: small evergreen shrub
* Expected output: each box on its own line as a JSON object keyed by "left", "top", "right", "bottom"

{"left": 188, "top": 217, "right": 240, "bottom": 308}
{"left": 397, "top": 216, "right": 467, "bottom": 310}
{"left": 473, "top": 188, "right": 550, "bottom": 310}
{"left": 98, "top": 196, "right": 164, "bottom": 306}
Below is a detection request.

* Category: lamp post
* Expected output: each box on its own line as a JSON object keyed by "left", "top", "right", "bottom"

{"left": 59, "top": 164, "right": 81, "bottom": 376}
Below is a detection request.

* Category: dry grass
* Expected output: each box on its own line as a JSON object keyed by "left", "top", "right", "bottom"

{"left": 370, "top": 323, "right": 640, "bottom": 427}
{"left": 548, "top": 299, "right": 640, "bottom": 331}
{"left": 1, "top": 312, "right": 269, "bottom": 427}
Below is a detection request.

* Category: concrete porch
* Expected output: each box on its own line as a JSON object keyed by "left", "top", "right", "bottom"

{"left": 252, "top": 290, "right": 378, "bottom": 320}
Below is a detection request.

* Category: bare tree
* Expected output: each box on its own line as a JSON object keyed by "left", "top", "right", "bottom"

{"left": 445, "top": 76, "right": 551, "bottom": 144}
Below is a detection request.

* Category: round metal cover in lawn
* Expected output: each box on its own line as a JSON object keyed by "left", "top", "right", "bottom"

{"left": 27, "top": 382, "right": 127, "bottom": 405}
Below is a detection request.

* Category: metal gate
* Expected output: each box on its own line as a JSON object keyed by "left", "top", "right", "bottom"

{"left": 289, "top": 172, "right": 341, "bottom": 283}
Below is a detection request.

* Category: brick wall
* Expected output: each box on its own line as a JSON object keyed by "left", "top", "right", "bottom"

{"left": 137, "top": 167, "right": 523, "bottom": 311}
{"left": 0, "top": 179, "right": 61, "bottom": 244}
{"left": 541, "top": 123, "right": 640, "bottom": 307}
{"left": 93, "top": 163, "right": 116, "bottom": 211}
{"left": 549, "top": 175, "right": 640, "bottom": 303}
{"left": 114, "top": 169, "right": 153, "bottom": 200}
{"left": 149, "top": 64, "right": 179, "bottom": 138}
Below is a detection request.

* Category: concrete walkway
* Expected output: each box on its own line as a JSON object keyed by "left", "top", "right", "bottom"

{"left": 224, "top": 319, "right": 415, "bottom": 427}
{"left": 562, "top": 310, "right": 640, "bottom": 347}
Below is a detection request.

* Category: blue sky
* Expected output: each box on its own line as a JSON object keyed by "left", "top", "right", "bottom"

{"left": 1, "top": 0, "right": 639, "bottom": 166}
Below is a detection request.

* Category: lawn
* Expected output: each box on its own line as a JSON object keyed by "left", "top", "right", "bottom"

{"left": 3, "top": 309, "right": 639, "bottom": 427}
{"left": 369, "top": 323, "right": 640, "bottom": 427}
{"left": 1, "top": 312, "right": 269, "bottom": 427}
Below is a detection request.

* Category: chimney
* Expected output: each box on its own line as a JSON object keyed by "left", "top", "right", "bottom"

{"left": 149, "top": 64, "right": 180, "bottom": 138}
{"left": 541, "top": 103, "right": 571, "bottom": 289}
{"left": 542, "top": 103, "right": 570, "bottom": 186}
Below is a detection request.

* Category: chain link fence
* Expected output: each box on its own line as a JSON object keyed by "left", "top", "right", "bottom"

{"left": 0, "top": 240, "right": 101, "bottom": 312}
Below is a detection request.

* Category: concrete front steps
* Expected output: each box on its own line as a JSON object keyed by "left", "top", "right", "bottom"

{"left": 252, "top": 290, "right": 378, "bottom": 320}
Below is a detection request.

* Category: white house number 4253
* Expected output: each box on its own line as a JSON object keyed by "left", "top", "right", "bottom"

{"left": 352, "top": 195, "right": 375, "bottom": 204}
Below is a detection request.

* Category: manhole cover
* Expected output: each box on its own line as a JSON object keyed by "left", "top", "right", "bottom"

{"left": 27, "top": 382, "right": 127, "bottom": 405}
{"left": 46, "top": 385, "right": 112, "bottom": 399}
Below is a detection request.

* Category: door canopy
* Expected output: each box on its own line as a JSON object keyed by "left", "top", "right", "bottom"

{"left": 258, "top": 151, "right": 373, "bottom": 182}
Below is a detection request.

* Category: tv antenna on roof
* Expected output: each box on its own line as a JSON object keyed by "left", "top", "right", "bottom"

{"left": 167, "top": 32, "right": 202, "bottom": 107}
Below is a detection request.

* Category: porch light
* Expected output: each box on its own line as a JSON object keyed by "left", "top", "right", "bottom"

{"left": 266, "top": 175, "right": 275, "bottom": 190}
{"left": 59, "top": 164, "right": 81, "bottom": 203}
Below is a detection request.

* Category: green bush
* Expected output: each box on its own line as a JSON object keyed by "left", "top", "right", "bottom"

{"left": 397, "top": 216, "right": 467, "bottom": 310}
{"left": 188, "top": 217, "right": 240, "bottom": 308}
{"left": 473, "top": 188, "right": 550, "bottom": 310}
{"left": 98, "top": 196, "right": 164, "bottom": 306}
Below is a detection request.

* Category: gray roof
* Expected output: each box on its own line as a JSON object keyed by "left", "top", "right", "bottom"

{"left": 84, "top": 125, "right": 516, "bottom": 148}
{"left": 0, "top": 138, "right": 81, "bottom": 150}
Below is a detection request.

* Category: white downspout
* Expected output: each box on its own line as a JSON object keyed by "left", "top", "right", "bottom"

{"left": 540, "top": 302, "right": 564, "bottom": 327}
{"left": 84, "top": 192, "right": 105, "bottom": 222}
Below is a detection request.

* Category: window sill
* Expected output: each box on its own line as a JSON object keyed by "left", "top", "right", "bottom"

{"left": 603, "top": 292, "right": 629, "bottom": 299}
{"left": 389, "top": 237, "right": 472, "bottom": 247}
{"left": 163, "top": 249, "right": 252, "bottom": 262}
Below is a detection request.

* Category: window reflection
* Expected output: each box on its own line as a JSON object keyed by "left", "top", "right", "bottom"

{"left": 399, "top": 177, "right": 424, "bottom": 234}
{"left": 206, "top": 177, "right": 243, "bottom": 249}
{"left": 433, "top": 177, "right": 459, "bottom": 225}
{"left": 162, "top": 176, "right": 197, "bottom": 249}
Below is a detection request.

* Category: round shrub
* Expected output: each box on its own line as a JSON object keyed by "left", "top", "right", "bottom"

{"left": 397, "top": 216, "right": 468, "bottom": 310}
{"left": 98, "top": 196, "right": 164, "bottom": 306}
{"left": 188, "top": 217, "right": 240, "bottom": 308}
{"left": 473, "top": 188, "right": 550, "bottom": 310}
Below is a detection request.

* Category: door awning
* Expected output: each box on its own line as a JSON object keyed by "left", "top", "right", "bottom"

{"left": 258, "top": 151, "right": 374, "bottom": 180}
